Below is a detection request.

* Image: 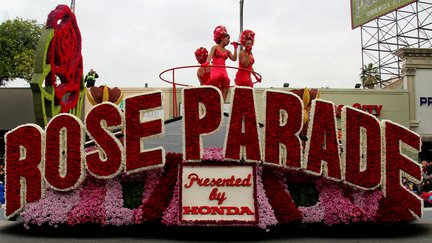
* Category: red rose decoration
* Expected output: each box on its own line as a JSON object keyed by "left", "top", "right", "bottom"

{"left": 45, "top": 5, "right": 84, "bottom": 113}
{"left": 225, "top": 87, "right": 261, "bottom": 162}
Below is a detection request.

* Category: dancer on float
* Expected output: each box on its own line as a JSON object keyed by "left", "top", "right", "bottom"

{"left": 203, "top": 25, "right": 238, "bottom": 101}
{"left": 194, "top": 47, "right": 210, "bottom": 85}
{"left": 235, "top": 30, "right": 261, "bottom": 87}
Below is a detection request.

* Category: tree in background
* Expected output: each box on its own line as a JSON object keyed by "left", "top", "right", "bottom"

{"left": 359, "top": 63, "right": 381, "bottom": 89}
{"left": 0, "top": 18, "right": 43, "bottom": 86}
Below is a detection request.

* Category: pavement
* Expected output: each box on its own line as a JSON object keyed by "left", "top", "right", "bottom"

{"left": 1, "top": 208, "right": 432, "bottom": 242}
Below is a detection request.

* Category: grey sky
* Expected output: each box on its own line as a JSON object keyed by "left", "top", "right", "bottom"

{"left": 1, "top": 0, "right": 362, "bottom": 89}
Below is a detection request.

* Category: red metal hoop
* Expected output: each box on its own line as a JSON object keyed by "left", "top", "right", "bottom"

{"left": 159, "top": 65, "right": 262, "bottom": 117}
{"left": 159, "top": 65, "right": 262, "bottom": 86}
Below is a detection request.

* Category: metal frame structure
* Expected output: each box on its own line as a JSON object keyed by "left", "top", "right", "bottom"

{"left": 361, "top": 1, "right": 432, "bottom": 88}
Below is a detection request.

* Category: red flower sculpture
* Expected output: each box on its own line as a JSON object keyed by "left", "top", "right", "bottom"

{"left": 46, "top": 5, "right": 84, "bottom": 113}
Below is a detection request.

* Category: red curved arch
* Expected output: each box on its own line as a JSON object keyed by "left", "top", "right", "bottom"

{"left": 159, "top": 65, "right": 262, "bottom": 118}
{"left": 159, "top": 65, "right": 262, "bottom": 87}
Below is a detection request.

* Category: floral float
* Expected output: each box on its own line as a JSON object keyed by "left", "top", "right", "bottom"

{"left": 4, "top": 86, "right": 423, "bottom": 230}
{"left": 2, "top": 5, "right": 423, "bottom": 232}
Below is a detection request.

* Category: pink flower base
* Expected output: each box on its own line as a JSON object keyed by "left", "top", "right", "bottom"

{"left": 19, "top": 148, "right": 393, "bottom": 228}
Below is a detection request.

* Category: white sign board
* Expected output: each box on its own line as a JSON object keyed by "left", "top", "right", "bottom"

{"left": 181, "top": 164, "right": 256, "bottom": 224}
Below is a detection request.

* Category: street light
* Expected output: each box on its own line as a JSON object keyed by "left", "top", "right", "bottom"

{"left": 70, "top": 0, "right": 76, "bottom": 13}
{"left": 239, "top": 0, "right": 244, "bottom": 51}
{"left": 240, "top": 0, "right": 244, "bottom": 33}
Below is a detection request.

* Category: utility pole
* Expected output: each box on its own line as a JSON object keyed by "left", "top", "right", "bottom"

{"left": 239, "top": 0, "right": 244, "bottom": 51}
{"left": 71, "top": 0, "right": 76, "bottom": 13}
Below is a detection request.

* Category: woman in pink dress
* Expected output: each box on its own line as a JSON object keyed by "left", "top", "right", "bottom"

{"left": 203, "top": 25, "right": 238, "bottom": 101}
{"left": 235, "top": 30, "right": 261, "bottom": 87}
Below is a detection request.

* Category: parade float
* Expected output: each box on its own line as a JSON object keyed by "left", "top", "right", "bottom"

{"left": 3, "top": 5, "right": 423, "bottom": 231}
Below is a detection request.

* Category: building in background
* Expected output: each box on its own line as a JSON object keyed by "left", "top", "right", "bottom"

{"left": 2, "top": 48, "right": 432, "bottom": 162}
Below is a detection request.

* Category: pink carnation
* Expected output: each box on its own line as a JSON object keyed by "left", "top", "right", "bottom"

{"left": 256, "top": 166, "right": 278, "bottom": 229}
{"left": 22, "top": 187, "right": 81, "bottom": 228}
{"left": 67, "top": 176, "right": 107, "bottom": 226}
{"left": 202, "top": 147, "right": 224, "bottom": 161}
{"left": 104, "top": 178, "right": 134, "bottom": 226}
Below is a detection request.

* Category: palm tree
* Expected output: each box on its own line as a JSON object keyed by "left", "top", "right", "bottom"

{"left": 360, "top": 63, "right": 381, "bottom": 89}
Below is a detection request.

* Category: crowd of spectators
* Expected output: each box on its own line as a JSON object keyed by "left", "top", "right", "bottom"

{"left": 0, "top": 158, "right": 4, "bottom": 207}
{"left": 403, "top": 160, "right": 432, "bottom": 207}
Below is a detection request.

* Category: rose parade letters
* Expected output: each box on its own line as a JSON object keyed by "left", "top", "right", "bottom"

{"left": 4, "top": 86, "right": 422, "bottom": 221}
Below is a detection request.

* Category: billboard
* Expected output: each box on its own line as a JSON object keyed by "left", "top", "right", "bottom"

{"left": 351, "top": 0, "right": 417, "bottom": 29}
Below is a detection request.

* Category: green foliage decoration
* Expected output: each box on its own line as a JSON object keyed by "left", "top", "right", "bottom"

{"left": 121, "top": 181, "right": 145, "bottom": 209}
{"left": 288, "top": 183, "right": 319, "bottom": 207}
{"left": 30, "top": 29, "right": 58, "bottom": 126}
{"left": 30, "top": 5, "right": 85, "bottom": 127}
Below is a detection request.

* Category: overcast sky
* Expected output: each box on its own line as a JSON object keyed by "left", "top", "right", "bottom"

{"left": 1, "top": 0, "right": 363, "bottom": 89}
